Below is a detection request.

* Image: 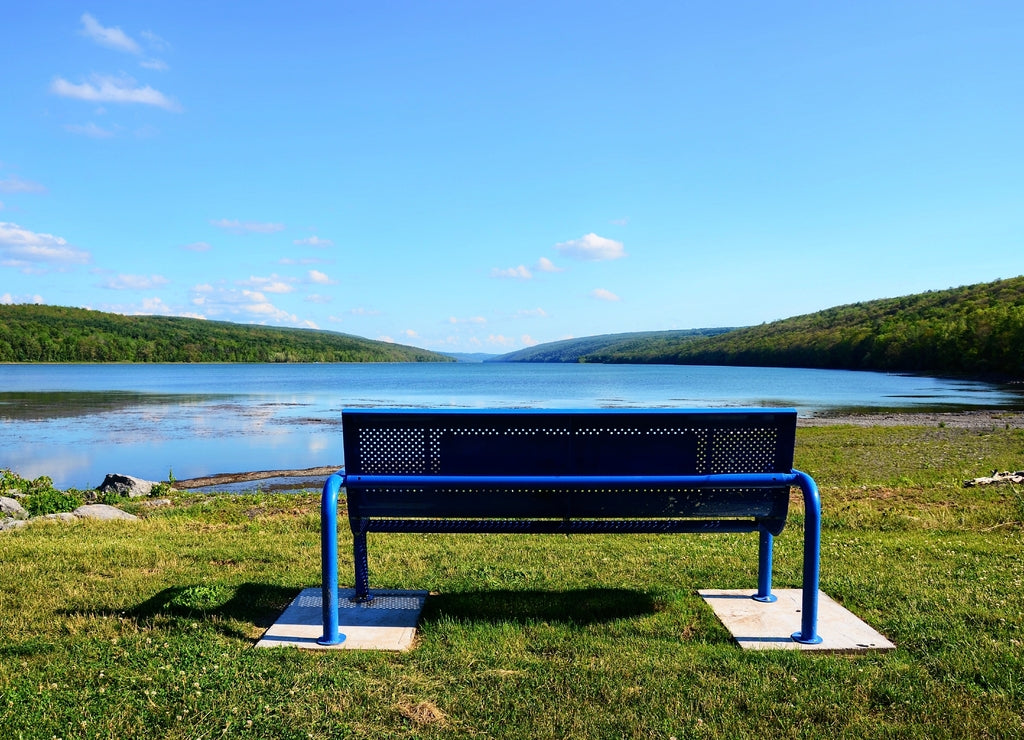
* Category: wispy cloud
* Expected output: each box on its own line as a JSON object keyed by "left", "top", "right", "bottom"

{"left": 188, "top": 284, "right": 316, "bottom": 328}
{"left": 0, "top": 222, "right": 91, "bottom": 271}
{"left": 491, "top": 265, "right": 532, "bottom": 280}
{"left": 0, "top": 175, "right": 47, "bottom": 194}
{"left": 79, "top": 14, "right": 169, "bottom": 71}
{"left": 448, "top": 316, "right": 487, "bottom": 325}
{"left": 181, "top": 241, "right": 212, "bottom": 252}
{"left": 1, "top": 293, "right": 44, "bottom": 305}
{"left": 515, "top": 308, "right": 548, "bottom": 318}
{"left": 554, "top": 233, "right": 626, "bottom": 261}
{"left": 64, "top": 122, "right": 116, "bottom": 138}
{"left": 279, "top": 256, "right": 329, "bottom": 265}
{"left": 80, "top": 13, "right": 141, "bottom": 54}
{"left": 51, "top": 74, "right": 180, "bottom": 112}
{"left": 536, "top": 257, "right": 563, "bottom": 273}
{"left": 237, "top": 274, "right": 295, "bottom": 294}
{"left": 307, "top": 269, "right": 335, "bottom": 285}
{"left": 590, "top": 288, "right": 621, "bottom": 302}
{"left": 210, "top": 218, "right": 285, "bottom": 234}
{"left": 101, "top": 273, "right": 170, "bottom": 290}
{"left": 294, "top": 235, "right": 334, "bottom": 247}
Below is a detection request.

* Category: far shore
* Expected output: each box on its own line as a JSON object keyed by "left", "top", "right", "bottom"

{"left": 171, "top": 409, "right": 1024, "bottom": 490}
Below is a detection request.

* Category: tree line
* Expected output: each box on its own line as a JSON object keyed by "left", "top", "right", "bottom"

{"left": 589, "top": 277, "right": 1024, "bottom": 378}
{"left": 0, "top": 305, "right": 452, "bottom": 363}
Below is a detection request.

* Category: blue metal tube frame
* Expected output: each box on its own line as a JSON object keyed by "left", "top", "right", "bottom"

{"left": 318, "top": 472, "right": 346, "bottom": 646}
{"left": 318, "top": 469, "right": 823, "bottom": 646}
{"left": 792, "top": 469, "right": 823, "bottom": 644}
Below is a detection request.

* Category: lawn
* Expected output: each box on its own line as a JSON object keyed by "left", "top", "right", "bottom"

{"left": 1, "top": 424, "right": 1022, "bottom": 738}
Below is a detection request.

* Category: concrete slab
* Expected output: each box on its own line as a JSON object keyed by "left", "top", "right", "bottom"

{"left": 699, "top": 589, "right": 895, "bottom": 653}
{"left": 256, "top": 588, "right": 428, "bottom": 651}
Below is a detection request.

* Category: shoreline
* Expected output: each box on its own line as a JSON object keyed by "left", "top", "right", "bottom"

{"left": 797, "top": 408, "right": 1024, "bottom": 430}
{"left": 174, "top": 409, "right": 1024, "bottom": 489}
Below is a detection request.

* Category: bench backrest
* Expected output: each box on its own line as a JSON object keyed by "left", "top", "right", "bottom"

{"left": 341, "top": 409, "right": 797, "bottom": 529}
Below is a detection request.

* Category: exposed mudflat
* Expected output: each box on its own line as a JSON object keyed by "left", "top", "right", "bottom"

{"left": 798, "top": 409, "right": 1024, "bottom": 430}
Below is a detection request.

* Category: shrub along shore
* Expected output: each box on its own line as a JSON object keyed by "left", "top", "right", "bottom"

{"left": 0, "top": 413, "right": 1022, "bottom": 738}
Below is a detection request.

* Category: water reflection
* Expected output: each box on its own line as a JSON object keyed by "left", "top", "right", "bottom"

{"left": 1, "top": 363, "right": 1022, "bottom": 490}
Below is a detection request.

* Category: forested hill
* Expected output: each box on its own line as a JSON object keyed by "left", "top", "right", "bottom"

{"left": 0, "top": 305, "right": 452, "bottom": 363}
{"left": 494, "top": 277, "right": 1024, "bottom": 379}
{"left": 491, "top": 328, "right": 735, "bottom": 363}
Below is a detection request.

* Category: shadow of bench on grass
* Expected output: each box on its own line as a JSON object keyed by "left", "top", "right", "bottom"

{"left": 419, "top": 587, "right": 659, "bottom": 626}
{"left": 63, "top": 582, "right": 299, "bottom": 641}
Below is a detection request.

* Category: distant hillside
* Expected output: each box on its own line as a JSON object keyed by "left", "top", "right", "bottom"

{"left": 491, "top": 328, "right": 736, "bottom": 363}
{"left": 496, "top": 277, "right": 1024, "bottom": 379}
{"left": 0, "top": 305, "right": 452, "bottom": 363}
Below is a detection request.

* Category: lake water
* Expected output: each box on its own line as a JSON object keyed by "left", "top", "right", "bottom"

{"left": 2, "top": 363, "right": 1022, "bottom": 490}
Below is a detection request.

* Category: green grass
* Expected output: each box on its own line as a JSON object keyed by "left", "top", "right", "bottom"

{"left": 1, "top": 426, "right": 1022, "bottom": 738}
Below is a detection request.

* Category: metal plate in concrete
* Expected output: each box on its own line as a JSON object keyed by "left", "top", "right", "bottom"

{"left": 256, "top": 588, "right": 428, "bottom": 651}
{"left": 699, "top": 589, "right": 895, "bottom": 653}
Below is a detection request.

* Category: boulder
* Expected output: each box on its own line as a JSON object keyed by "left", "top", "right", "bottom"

{"left": 73, "top": 504, "right": 139, "bottom": 521}
{"left": 0, "top": 496, "right": 28, "bottom": 520}
{"left": 0, "top": 518, "right": 28, "bottom": 532}
{"left": 96, "top": 474, "right": 157, "bottom": 498}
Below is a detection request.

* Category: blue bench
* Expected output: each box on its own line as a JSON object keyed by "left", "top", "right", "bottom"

{"left": 319, "top": 408, "right": 822, "bottom": 646}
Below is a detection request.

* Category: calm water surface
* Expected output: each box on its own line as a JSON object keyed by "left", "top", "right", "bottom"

{"left": 1, "top": 363, "right": 1021, "bottom": 489}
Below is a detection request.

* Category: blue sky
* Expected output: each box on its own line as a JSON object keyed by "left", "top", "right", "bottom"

{"left": 2, "top": 2, "right": 1022, "bottom": 354}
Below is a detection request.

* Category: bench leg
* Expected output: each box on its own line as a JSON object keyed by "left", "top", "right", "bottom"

{"left": 792, "top": 470, "right": 823, "bottom": 645}
{"left": 352, "top": 518, "right": 374, "bottom": 603}
{"left": 753, "top": 529, "right": 777, "bottom": 603}
{"left": 318, "top": 473, "right": 346, "bottom": 646}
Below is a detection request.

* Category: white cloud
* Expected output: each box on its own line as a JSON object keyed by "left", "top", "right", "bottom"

{"left": 64, "top": 122, "right": 116, "bottom": 138}
{"left": 448, "top": 316, "right": 487, "bottom": 324}
{"left": 486, "top": 334, "right": 517, "bottom": 347}
{"left": 402, "top": 329, "right": 419, "bottom": 338}
{"left": 379, "top": 335, "right": 395, "bottom": 343}
{"left": 1, "top": 293, "right": 44, "bottom": 305}
{"left": 210, "top": 218, "right": 284, "bottom": 234}
{"left": 0, "top": 175, "right": 46, "bottom": 194}
{"left": 102, "top": 274, "right": 170, "bottom": 290}
{"left": 187, "top": 284, "right": 308, "bottom": 326}
{"left": 521, "top": 335, "right": 539, "bottom": 347}
{"left": 51, "top": 74, "right": 180, "bottom": 112}
{"left": 305, "top": 294, "right": 332, "bottom": 304}
{"left": 307, "top": 269, "right": 334, "bottom": 285}
{"left": 536, "top": 257, "right": 563, "bottom": 273}
{"left": 182, "top": 241, "right": 212, "bottom": 252}
{"left": 515, "top": 308, "right": 548, "bottom": 318}
{"left": 141, "top": 30, "right": 170, "bottom": 52}
{"left": 294, "top": 235, "right": 334, "bottom": 247}
{"left": 238, "top": 274, "right": 295, "bottom": 294}
{"left": 0, "top": 222, "right": 91, "bottom": 270}
{"left": 80, "top": 13, "right": 141, "bottom": 55}
{"left": 138, "top": 297, "right": 172, "bottom": 314}
{"left": 590, "top": 288, "right": 621, "bottom": 302}
{"left": 140, "top": 59, "right": 169, "bottom": 71}
{"left": 280, "top": 256, "right": 329, "bottom": 265}
{"left": 491, "top": 265, "right": 533, "bottom": 280}
{"left": 610, "top": 217, "right": 629, "bottom": 226}
{"left": 554, "top": 233, "right": 626, "bottom": 261}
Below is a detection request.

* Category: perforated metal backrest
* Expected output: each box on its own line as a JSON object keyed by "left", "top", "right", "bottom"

{"left": 342, "top": 409, "right": 797, "bottom": 477}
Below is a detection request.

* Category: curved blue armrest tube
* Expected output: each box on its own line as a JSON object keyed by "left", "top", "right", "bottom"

{"left": 318, "top": 471, "right": 345, "bottom": 646}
